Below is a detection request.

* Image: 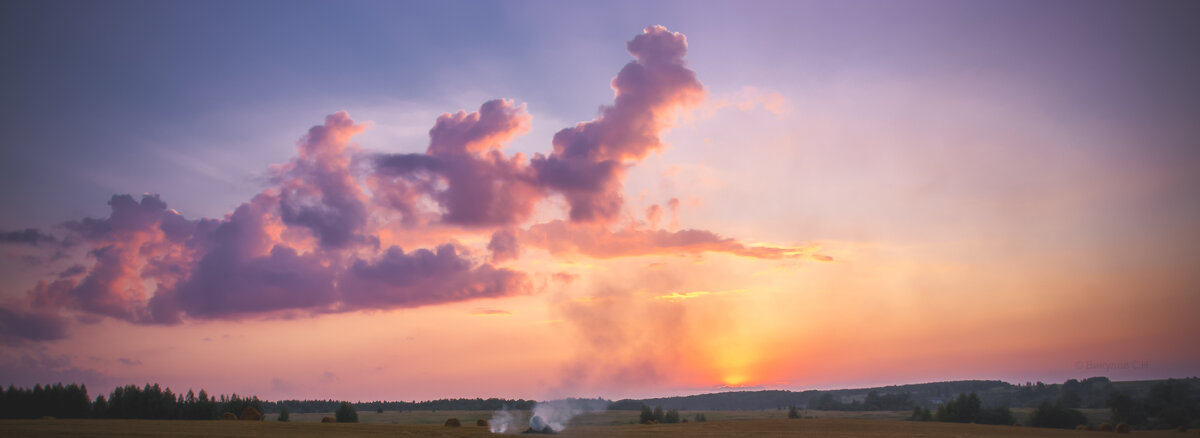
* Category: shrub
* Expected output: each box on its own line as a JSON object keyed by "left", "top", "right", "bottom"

{"left": 910, "top": 406, "right": 933, "bottom": 421}
{"left": 935, "top": 393, "right": 1010, "bottom": 425}
{"left": 1108, "top": 392, "right": 1148, "bottom": 426}
{"left": 1115, "top": 422, "right": 1131, "bottom": 433}
{"left": 277, "top": 407, "right": 289, "bottom": 422}
{"left": 694, "top": 413, "right": 707, "bottom": 422}
{"left": 1029, "top": 399, "right": 1087, "bottom": 429}
{"left": 639, "top": 405, "right": 655, "bottom": 424}
{"left": 788, "top": 405, "right": 800, "bottom": 419}
{"left": 664, "top": 409, "right": 680, "bottom": 424}
{"left": 334, "top": 402, "right": 358, "bottom": 423}
{"left": 444, "top": 418, "right": 461, "bottom": 427}
{"left": 974, "top": 406, "right": 1014, "bottom": 426}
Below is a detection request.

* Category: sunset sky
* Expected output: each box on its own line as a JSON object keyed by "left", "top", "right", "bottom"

{"left": 2, "top": 1, "right": 1198, "bottom": 402}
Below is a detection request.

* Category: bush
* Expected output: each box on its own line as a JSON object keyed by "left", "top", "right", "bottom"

{"left": 1029, "top": 399, "right": 1087, "bottom": 429}
{"left": 694, "top": 413, "right": 707, "bottom": 422}
{"left": 934, "top": 392, "right": 1013, "bottom": 425}
{"left": 664, "top": 409, "right": 680, "bottom": 424}
{"left": 910, "top": 406, "right": 933, "bottom": 421}
{"left": 936, "top": 393, "right": 981, "bottom": 423}
{"left": 974, "top": 405, "right": 1014, "bottom": 425}
{"left": 334, "top": 402, "right": 358, "bottom": 423}
{"left": 1108, "top": 392, "right": 1148, "bottom": 426}
{"left": 639, "top": 405, "right": 655, "bottom": 424}
{"left": 788, "top": 405, "right": 800, "bottom": 419}
{"left": 277, "top": 407, "right": 289, "bottom": 422}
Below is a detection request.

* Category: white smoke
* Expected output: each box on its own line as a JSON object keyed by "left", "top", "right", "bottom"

{"left": 489, "top": 398, "right": 608, "bottom": 434}
{"left": 489, "top": 406, "right": 516, "bottom": 433}
{"left": 529, "top": 398, "right": 608, "bottom": 432}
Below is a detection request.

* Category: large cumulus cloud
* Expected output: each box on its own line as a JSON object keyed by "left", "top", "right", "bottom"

{"left": 531, "top": 25, "right": 705, "bottom": 223}
{"left": 371, "top": 99, "right": 543, "bottom": 227}
{"left": 0, "top": 25, "right": 799, "bottom": 344}
{"left": 371, "top": 25, "right": 705, "bottom": 226}
{"left": 0, "top": 112, "right": 529, "bottom": 343}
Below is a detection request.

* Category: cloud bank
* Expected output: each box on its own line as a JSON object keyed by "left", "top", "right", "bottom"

{"left": 0, "top": 25, "right": 807, "bottom": 344}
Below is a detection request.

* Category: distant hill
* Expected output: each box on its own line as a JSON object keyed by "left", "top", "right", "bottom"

{"left": 610, "top": 377, "right": 1196, "bottom": 411}
{"left": 257, "top": 377, "right": 1197, "bottom": 414}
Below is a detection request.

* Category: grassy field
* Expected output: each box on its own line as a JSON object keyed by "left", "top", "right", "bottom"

{"left": 264, "top": 407, "right": 1113, "bottom": 426}
{"left": 2, "top": 416, "right": 1194, "bottom": 437}
{"left": 265, "top": 408, "right": 911, "bottom": 425}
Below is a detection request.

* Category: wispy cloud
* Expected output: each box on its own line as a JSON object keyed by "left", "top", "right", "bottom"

{"left": 654, "top": 289, "right": 747, "bottom": 302}
{"left": 470, "top": 308, "right": 513, "bottom": 316}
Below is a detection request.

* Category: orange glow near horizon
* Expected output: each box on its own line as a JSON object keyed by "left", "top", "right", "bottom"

{"left": 2, "top": 16, "right": 1198, "bottom": 404}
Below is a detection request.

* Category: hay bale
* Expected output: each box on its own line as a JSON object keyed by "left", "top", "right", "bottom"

{"left": 1174, "top": 425, "right": 1186, "bottom": 432}
{"left": 240, "top": 407, "right": 262, "bottom": 421}
{"left": 221, "top": 412, "right": 237, "bottom": 420}
{"left": 38, "top": 416, "right": 55, "bottom": 420}
{"left": 477, "top": 419, "right": 489, "bottom": 427}
{"left": 444, "top": 418, "right": 461, "bottom": 427}
{"left": 1116, "top": 422, "right": 1131, "bottom": 433}
{"left": 682, "top": 418, "right": 689, "bottom": 423}
{"left": 1099, "top": 423, "right": 1113, "bottom": 431}
{"left": 1012, "top": 422, "right": 1021, "bottom": 427}
{"left": 1076, "top": 425, "right": 1088, "bottom": 430}
{"left": 321, "top": 416, "right": 335, "bottom": 423}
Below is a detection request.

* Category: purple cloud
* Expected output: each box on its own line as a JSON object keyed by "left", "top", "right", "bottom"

{"left": 0, "top": 307, "right": 68, "bottom": 344}
{"left": 487, "top": 229, "right": 520, "bottom": 263}
{"left": 340, "top": 244, "right": 528, "bottom": 310}
{"left": 0, "top": 228, "right": 57, "bottom": 246}
{"left": 3, "top": 25, "right": 734, "bottom": 343}
{"left": 276, "top": 112, "right": 372, "bottom": 249}
{"left": 531, "top": 25, "right": 705, "bottom": 223}
{"left": 372, "top": 99, "right": 543, "bottom": 227}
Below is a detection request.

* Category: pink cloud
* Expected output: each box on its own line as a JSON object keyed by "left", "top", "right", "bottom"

{"left": 0, "top": 25, "right": 781, "bottom": 347}
{"left": 372, "top": 99, "right": 544, "bottom": 227}
{"left": 521, "top": 220, "right": 802, "bottom": 260}
{"left": 3, "top": 112, "right": 530, "bottom": 340}
{"left": 531, "top": 25, "right": 706, "bottom": 223}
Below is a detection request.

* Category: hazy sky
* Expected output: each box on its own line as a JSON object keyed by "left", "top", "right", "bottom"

{"left": 2, "top": 0, "right": 1198, "bottom": 402}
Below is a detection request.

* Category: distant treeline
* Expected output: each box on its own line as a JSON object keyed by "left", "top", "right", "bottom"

{"left": 908, "top": 392, "right": 1014, "bottom": 425}
{"left": 608, "top": 377, "right": 1195, "bottom": 413}
{"left": 0, "top": 383, "right": 91, "bottom": 419}
{"left": 262, "top": 397, "right": 538, "bottom": 414}
{"left": 910, "top": 378, "right": 1200, "bottom": 430}
{"left": 808, "top": 391, "right": 913, "bottom": 411}
{"left": 0, "top": 383, "right": 262, "bottom": 420}
{"left": 611, "top": 380, "right": 1009, "bottom": 411}
{"left": 96, "top": 384, "right": 263, "bottom": 420}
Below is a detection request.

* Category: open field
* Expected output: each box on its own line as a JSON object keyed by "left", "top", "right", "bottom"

{"left": 1, "top": 418, "right": 1194, "bottom": 438}
{"left": 268, "top": 407, "right": 1113, "bottom": 426}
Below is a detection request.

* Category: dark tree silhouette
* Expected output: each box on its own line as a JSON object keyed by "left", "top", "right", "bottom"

{"left": 335, "top": 401, "right": 358, "bottom": 423}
